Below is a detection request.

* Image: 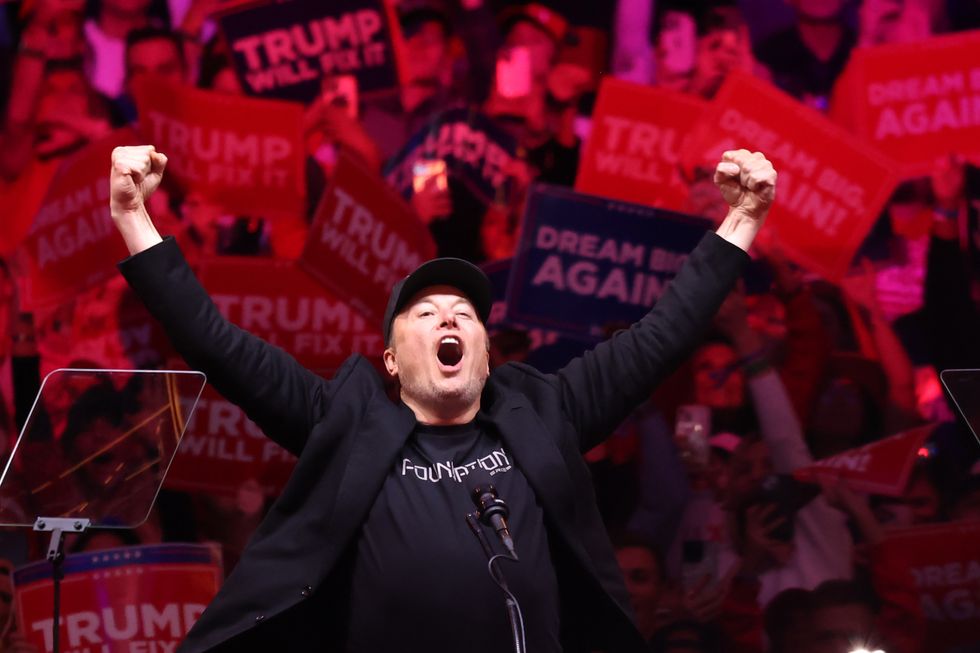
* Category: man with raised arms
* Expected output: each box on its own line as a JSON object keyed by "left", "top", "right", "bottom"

{"left": 108, "top": 144, "right": 775, "bottom": 652}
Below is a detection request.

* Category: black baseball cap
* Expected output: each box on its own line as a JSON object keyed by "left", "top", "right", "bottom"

{"left": 383, "top": 258, "right": 493, "bottom": 346}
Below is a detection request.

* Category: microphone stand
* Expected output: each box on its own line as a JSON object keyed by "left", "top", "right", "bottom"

{"left": 465, "top": 513, "right": 526, "bottom": 653}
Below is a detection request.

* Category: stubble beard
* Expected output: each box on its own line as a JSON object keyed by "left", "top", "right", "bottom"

{"left": 401, "top": 371, "right": 486, "bottom": 415}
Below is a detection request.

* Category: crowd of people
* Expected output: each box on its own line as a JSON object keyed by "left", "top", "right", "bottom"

{"left": 0, "top": 0, "right": 979, "bottom": 651}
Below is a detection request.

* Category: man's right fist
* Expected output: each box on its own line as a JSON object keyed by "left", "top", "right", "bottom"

{"left": 110, "top": 145, "right": 168, "bottom": 217}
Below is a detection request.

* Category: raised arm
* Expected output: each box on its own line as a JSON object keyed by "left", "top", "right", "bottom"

{"left": 557, "top": 150, "right": 776, "bottom": 449}
{"left": 109, "top": 146, "right": 335, "bottom": 455}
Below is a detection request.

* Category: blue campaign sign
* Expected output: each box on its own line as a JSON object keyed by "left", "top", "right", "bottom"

{"left": 506, "top": 184, "right": 712, "bottom": 339}
{"left": 219, "top": 0, "right": 399, "bottom": 103}
{"left": 384, "top": 107, "right": 518, "bottom": 203}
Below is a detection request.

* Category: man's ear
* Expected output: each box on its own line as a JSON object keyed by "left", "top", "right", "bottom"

{"left": 383, "top": 347, "right": 398, "bottom": 377}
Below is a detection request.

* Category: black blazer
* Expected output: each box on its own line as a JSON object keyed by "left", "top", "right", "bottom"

{"left": 119, "top": 232, "right": 747, "bottom": 653}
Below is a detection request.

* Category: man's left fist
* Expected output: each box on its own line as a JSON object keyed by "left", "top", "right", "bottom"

{"left": 713, "top": 150, "right": 777, "bottom": 223}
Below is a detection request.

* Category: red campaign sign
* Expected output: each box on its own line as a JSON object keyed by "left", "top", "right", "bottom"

{"left": 680, "top": 71, "right": 898, "bottom": 280}
{"left": 794, "top": 425, "right": 933, "bottom": 497}
{"left": 873, "top": 521, "right": 980, "bottom": 652}
{"left": 829, "top": 32, "right": 980, "bottom": 178}
{"left": 299, "top": 152, "right": 436, "bottom": 323}
{"left": 16, "top": 128, "right": 139, "bottom": 310}
{"left": 14, "top": 543, "right": 222, "bottom": 653}
{"left": 133, "top": 78, "right": 306, "bottom": 219}
{"left": 576, "top": 77, "right": 706, "bottom": 212}
{"left": 165, "top": 384, "right": 297, "bottom": 497}
{"left": 174, "top": 255, "right": 387, "bottom": 496}
{"left": 197, "top": 255, "right": 383, "bottom": 373}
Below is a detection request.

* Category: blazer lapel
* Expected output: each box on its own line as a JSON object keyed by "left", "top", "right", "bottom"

{"left": 484, "top": 392, "right": 601, "bottom": 580}
{"left": 326, "top": 398, "right": 416, "bottom": 549}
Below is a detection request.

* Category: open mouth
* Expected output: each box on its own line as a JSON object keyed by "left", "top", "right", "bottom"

{"left": 437, "top": 336, "right": 463, "bottom": 368}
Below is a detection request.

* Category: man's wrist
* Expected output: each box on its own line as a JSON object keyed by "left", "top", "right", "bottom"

{"left": 111, "top": 205, "right": 163, "bottom": 255}
{"left": 715, "top": 209, "right": 763, "bottom": 253}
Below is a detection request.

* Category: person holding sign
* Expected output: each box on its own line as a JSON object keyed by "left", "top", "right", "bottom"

{"left": 107, "top": 144, "right": 774, "bottom": 653}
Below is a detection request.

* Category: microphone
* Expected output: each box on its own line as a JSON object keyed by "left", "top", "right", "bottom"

{"left": 466, "top": 470, "right": 518, "bottom": 560}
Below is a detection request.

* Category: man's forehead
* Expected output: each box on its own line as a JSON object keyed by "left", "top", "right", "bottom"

{"left": 402, "top": 285, "right": 475, "bottom": 309}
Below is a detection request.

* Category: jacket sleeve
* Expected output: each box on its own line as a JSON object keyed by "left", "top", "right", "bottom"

{"left": 553, "top": 232, "right": 749, "bottom": 451}
{"left": 117, "top": 237, "right": 337, "bottom": 456}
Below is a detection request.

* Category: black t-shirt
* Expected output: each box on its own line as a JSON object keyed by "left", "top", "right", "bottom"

{"left": 345, "top": 419, "right": 562, "bottom": 652}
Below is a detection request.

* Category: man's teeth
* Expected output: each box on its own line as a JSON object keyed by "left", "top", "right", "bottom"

{"left": 437, "top": 336, "right": 464, "bottom": 366}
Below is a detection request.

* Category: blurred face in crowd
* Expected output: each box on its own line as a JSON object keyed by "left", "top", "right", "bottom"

{"left": 40, "top": 9, "right": 86, "bottom": 61}
{"left": 125, "top": 36, "right": 186, "bottom": 96}
{"left": 35, "top": 68, "right": 92, "bottom": 158}
{"left": 727, "top": 440, "right": 772, "bottom": 507}
{"left": 692, "top": 342, "right": 744, "bottom": 409}
{"left": 655, "top": 10, "right": 697, "bottom": 89}
{"left": 71, "top": 417, "right": 131, "bottom": 494}
{"left": 181, "top": 192, "right": 224, "bottom": 251}
{"left": 76, "top": 531, "right": 132, "bottom": 553}
{"left": 615, "top": 546, "right": 663, "bottom": 639}
{"left": 789, "top": 0, "right": 847, "bottom": 21}
{"left": 504, "top": 20, "right": 557, "bottom": 83}
{"left": 746, "top": 294, "right": 787, "bottom": 343}
{"left": 404, "top": 20, "right": 448, "bottom": 87}
{"left": 384, "top": 287, "right": 490, "bottom": 420}
{"left": 807, "top": 603, "right": 877, "bottom": 653}
{"left": 691, "top": 23, "right": 748, "bottom": 98}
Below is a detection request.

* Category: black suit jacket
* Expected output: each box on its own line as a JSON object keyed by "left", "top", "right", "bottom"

{"left": 118, "top": 232, "right": 747, "bottom": 653}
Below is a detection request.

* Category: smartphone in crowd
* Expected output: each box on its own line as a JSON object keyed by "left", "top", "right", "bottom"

{"left": 675, "top": 404, "right": 711, "bottom": 470}
{"left": 495, "top": 46, "right": 532, "bottom": 99}
{"left": 412, "top": 159, "right": 449, "bottom": 194}
{"left": 322, "top": 75, "right": 358, "bottom": 118}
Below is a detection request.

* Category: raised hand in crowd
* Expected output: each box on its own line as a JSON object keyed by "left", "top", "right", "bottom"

{"left": 687, "top": 7, "right": 769, "bottom": 100}
{"left": 411, "top": 175, "right": 453, "bottom": 225}
{"left": 678, "top": 565, "right": 738, "bottom": 624}
{"left": 818, "top": 475, "right": 885, "bottom": 547}
{"left": 843, "top": 258, "right": 919, "bottom": 419}
{"left": 737, "top": 503, "right": 794, "bottom": 575}
{"left": 303, "top": 91, "right": 383, "bottom": 172}
{"left": 178, "top": 0, "right": 220, "bottom": 44}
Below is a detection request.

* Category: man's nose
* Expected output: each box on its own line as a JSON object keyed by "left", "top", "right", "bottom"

{"left": 438, "top": 311, "right": 458, "bottom": 328}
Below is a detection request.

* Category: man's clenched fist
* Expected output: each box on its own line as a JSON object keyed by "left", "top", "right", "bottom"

{"left": 713, "top": 149, "right": 777, "bottom": 224}
{"left": 709, "top": 149, "right": 776, "bottom": 253}
{"left": 110, "top": 145, "right": 168, "bottom": 218}
{"left": 108, "top": 145, "right": 167, "bottom": 255}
